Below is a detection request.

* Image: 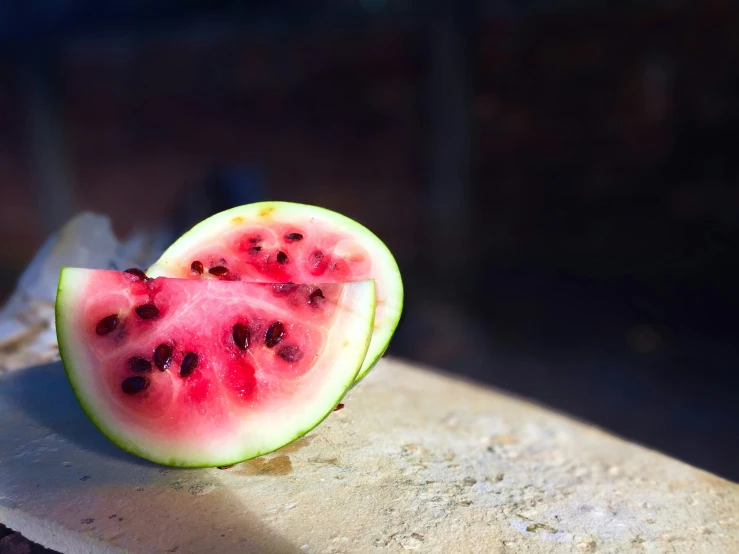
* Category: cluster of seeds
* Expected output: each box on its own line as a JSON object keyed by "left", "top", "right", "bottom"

{"left": 96, "top": 269, "right": 203, "bottom": 394}
{"left": 230, "top": 320, "right": 304, "bottom": 363}
{"left": 191, "top": 259, "right": 231, "bottom": 276}
{"left": 118, "top": 345, "right": 199, "bottom": 395}
{"left": 94, "top": 268, "right": 152, "bottom": 335}
{"left": 189, "top": 231, "right": 313, "bottom": 278}
{"left": 98, "top": 265, "right": 311, "bottom": 397}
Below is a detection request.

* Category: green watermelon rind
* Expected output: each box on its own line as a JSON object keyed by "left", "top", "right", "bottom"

{"left": 147, "top": 201, "right": 403, "bottom": 384}
{"left": 55, "top": 267, "right": 376, "bottom": 468}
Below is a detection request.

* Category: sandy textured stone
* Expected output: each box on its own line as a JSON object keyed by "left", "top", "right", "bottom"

{"left": 0, "top": 358, "right": 737, "bottom": 554}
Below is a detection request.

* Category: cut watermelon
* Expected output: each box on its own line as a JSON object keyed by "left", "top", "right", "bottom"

{"left": 56, "top": 268, "right": 375, "bottom": 467}
{"left": 147, "top": 202, "right": 403, "bottom": 383}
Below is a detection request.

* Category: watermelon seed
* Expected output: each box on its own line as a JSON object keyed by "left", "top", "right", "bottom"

{"left": 233, "top": 323, "right": 250, "bottom": 350}
{"left": 124, "top": 268, "right": 147, "bottom": 281}
{"left": 180, "top": 352, "right": 198, "bottom": 378}
{"left": 95, "top": 314, "right": 119, "bottom": 336}
{"left": 273, "top": 282, "right": 297, "bottom": 296}
{"left": 333, "top": 403, "right": 345, "bottom": 412}
{"left": 265, "top": 321, "right": 285, "bottom": 348}
{"left": 135, "top": 304, "right": 160, "bottom": 320}
{"left": 122, "top": 376, "right": 149, "bottom": 395}
{"left": 285, "top": 232, "right": 303, "bottom": 242}
{"left": 154, "top": 344, "right": 172, "bottom": 370}
{"left": 208, "top": 266, "right": 229, "bottom": 277}
{"left": 249, "top": 246, "right": 262, "bottom": 253}
{"left": 128, "top": 356, "right": 152, "bottom": 373}
{"left": 276, "top": 251, "right": 288, "bottom": 264}
{"left": 191, "top": 261, "right": 204, "bottom": 275}
{"left": 277, "top": 345, "right": 303, "bottom": 363}
{"left": 308, "top": 288, "right": 325, "bottom": 306}
{"left": 249, "top": 235, "right": 263, "bottom": 244}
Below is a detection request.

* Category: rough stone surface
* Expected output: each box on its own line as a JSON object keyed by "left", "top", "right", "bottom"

{"left": 1, "top": 358, "right": 737, "bottom": 554}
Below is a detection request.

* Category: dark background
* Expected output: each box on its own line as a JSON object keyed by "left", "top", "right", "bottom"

{"left": 1, "top": 1, "right": 737, "bottom": 480}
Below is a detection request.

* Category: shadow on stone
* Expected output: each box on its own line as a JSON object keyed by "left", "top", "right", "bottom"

{"left": 0, "top": 362, "right": 299, "bottom": 553}
{"left": 45, "top": 478, "right": 300, "bottom": 553}
{"left": 0, "top": 361, "right": 155, "bottom": 467}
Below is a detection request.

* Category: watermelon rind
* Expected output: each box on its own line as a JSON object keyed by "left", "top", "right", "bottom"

{"left": 55, "top": 267, "right": 376, "bottom": 467}
{"left": 147, "top": 201, "right": 403, "bottom": 384}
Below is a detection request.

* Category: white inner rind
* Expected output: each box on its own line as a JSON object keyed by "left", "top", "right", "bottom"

{"left": 146, "top": 201, "right": 403, "bottom": 382}
{"left": 56, "top": 268, "right": 375, "bottom": 467}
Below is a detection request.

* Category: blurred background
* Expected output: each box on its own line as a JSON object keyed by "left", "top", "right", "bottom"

{"left": 0, "top": 0, "right": 737, "bottom": 479}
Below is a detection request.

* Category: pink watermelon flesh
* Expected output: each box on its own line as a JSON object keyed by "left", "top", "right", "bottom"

{"left": 147, "top": 202, "right": 404, "bottom": 383}
{"left": 158, "top": 221, "right": 369, "bottom": 282}
{"left": 56, "top": 268, "right": 375, "bottom": 467}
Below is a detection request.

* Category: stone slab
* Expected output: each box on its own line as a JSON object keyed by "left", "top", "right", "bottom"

{"left": 0, "top": 358, "right": 737, "bottom": 553}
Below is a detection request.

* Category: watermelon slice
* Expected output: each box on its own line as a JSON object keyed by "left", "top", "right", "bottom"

{"left": 55, "top": 268, "right": 375, "bottom": 467}
{"left": 147, "top": 202, "right": 403, "bottom": 383}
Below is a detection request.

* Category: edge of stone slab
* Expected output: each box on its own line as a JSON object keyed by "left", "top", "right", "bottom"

{"left": 370, "top": 356, "right": 739, "bottom": 487}
{"left": 0, "top": 523, "right": 60, "bottom": 554}
{"left": 0, "top": 507, "right": 125, "bottom": 554}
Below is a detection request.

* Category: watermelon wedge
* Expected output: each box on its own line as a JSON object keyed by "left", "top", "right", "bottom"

{"left": 147, "top": 202, "right": 403, "bottom": 383}
{"left": 56, "top": 268, "right": 375, "bottom": 467}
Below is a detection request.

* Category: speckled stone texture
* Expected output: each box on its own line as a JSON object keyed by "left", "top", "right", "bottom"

{"left": 1, "top": 358, "right": 737, "bottom": 553}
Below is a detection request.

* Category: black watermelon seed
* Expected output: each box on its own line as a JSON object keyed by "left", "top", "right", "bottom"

{"left": 122, "top": 376, "right": 149, "bottom": 395}
{"left": 208, "top": 266, "right": 229, "bottom": 277}
{"left": 135, "top": 304, "right": 160, "bottom": 320}
{"left": 154, "top": 344, "right": 172, "bottom": 370}
{"left": 276, "top": 251, "right": 288, "bottom": 264}
{"left": 277, "top": 345, "right": 303, "bottom": 363}
{"left": 95, "top": 314, "right": 119, "bottom": 336}
{"left": 124, "top": 268, "right": 147, "bottom": 281}
{"left": 180, "top": 352, "right": 198, "bottom": 378}
{"left": 265, "top": 321, "right": 285, "bottom": 348}
{"left": 249, "top": 235, "right": 263, "bottom": 244}
{"left": 249, "top": 246, "right": 262, "bottom": 253}
{"left": 285, "top": 232, "right": 303, "bottom": 242}
{"left": 128, "top": 356, "right": 152, "bottom": 373}
{"left": 333, "top": 403, "right": 345, "bottom": 412}
{"left": 272, "top": 282, "right": 298, "bottom": 296}
{"left": 233, "top": 323, "right": 250, "bottom": 350}
{"left": 308, "top": 288, "right": 325, "bottom": 307}
{"left": 191, "top": 260, "right": 204, "bottom": 275}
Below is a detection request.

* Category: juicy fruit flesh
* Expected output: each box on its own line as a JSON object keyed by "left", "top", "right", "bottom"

{"left": 57, "top": 268, "right": 375, "bottom": 466}
{"left": 148, "top": 202, "right": 404, "bottom": 382}
{"left": 83, "top": 272, "right": 336, "bottom": 432}
{"left": 154, "top": 221, "right": 371, "bottom": 284}
{"left": 87, "top": 271, "right": 344, "bottom": 422}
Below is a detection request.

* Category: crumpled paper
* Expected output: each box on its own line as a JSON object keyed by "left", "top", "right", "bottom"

{"left": 0, "top": 212, "right": 170, "bottom": 372}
